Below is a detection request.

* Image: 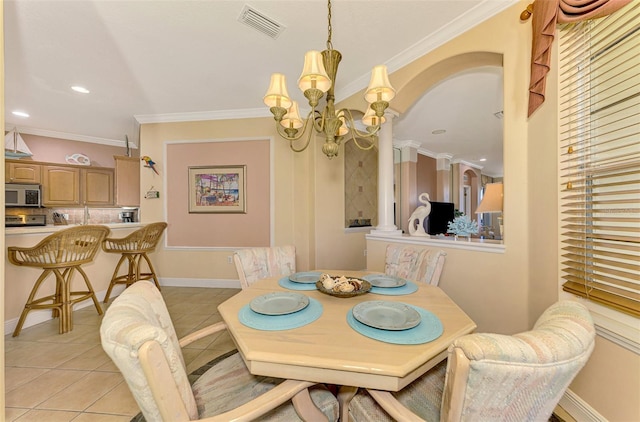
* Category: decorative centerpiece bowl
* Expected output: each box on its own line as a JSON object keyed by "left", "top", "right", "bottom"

{"left": 315, "top": 274, "right": 371, "bottom": 298}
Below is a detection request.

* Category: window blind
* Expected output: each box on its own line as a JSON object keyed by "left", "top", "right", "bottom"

{"left": 558, "top": 2, "right": 640, "bottom": 317}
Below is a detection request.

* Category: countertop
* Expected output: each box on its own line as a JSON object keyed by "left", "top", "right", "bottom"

{"left": 5, "top": 223, "right": 144, "bottom": 235}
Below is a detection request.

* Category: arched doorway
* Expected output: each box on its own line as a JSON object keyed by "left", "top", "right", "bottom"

{"left": 392, "top": 52, "right": 504, "bottom": 231}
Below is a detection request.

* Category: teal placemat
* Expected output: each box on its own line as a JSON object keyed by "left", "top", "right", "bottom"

{"left": 369, "top": 280, "right": 419, "bottom": 296}
{"left": 346, "top": 303, "right": 443, "bottom": 344}
{"left": 239, "top": 297, "right": 322, "bottom": 330}
{"left": 278, "top": 275, "right": 319, "bottom": 291}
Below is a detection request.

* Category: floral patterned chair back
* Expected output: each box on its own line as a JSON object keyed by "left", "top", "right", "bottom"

{"left": 349, "top": 301, "right": 596, "bottom": 422}
{"left": 100, "top": 280, "right": 340, "bottom": 421}
{"left": 233, "top": 245, "right": 296, "bottom": 289}
{"left": 384, "top": 244, "right": 446, "bottom": 286}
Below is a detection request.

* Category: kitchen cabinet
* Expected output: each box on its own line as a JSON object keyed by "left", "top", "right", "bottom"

{"left": 83, "top": 167, "right": 114, "bottom": 205}
{"left": 42, "top": 165, "right": 80, "bottom": 205}
{"left": 42, "top": 165, "right": 114, "bottom": 206}
{"left": 114, "top": 155, "right": 140, "bottom": 206}
{"left": 6, "top": 161, "right": 41, "bottom": 184}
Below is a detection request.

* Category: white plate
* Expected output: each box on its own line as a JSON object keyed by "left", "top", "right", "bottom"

{"left": 363, "top": 274, "right": 407, "bottom": 288}
{"left": 250, "top": 292, "right": 310, "bottom": 316}
{"left": 352, "top": 301, "right": 421, "bottom": 331}
{"left": 289, "top": 271, "right": 322, "bottom": 284}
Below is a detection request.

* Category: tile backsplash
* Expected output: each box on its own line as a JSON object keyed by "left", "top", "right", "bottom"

{"left": 6, "top": 207, "right": 137, "bottom": 225}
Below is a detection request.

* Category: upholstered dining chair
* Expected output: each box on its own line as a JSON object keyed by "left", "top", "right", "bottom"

{"left": 233, "top": 245, "right": 296, "bottom": 289}
{"left": 100, "top": 280, "right": 339, "bottom": 422}
{"left": 384, "top": 244, "right": 446, "bottom": 286}
{"left": 348, "top": 300, "right": 595, "bottom": 422}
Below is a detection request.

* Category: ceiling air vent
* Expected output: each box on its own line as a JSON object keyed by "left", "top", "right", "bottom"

{"left": 238, "top": 5, "right": 285, "bottom": 39}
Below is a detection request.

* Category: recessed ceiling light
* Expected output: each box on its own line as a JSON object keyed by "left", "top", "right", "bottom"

{"left": 12, "top": 111, "right": 29, "bottom": 118}
{"left": 71, "top": 86, "right": 90, "bottom": 94}
{"left": 432, "top": 129, "right": 446, "bottom": 135}
{"left": 479, "top": 158, "right": 487, "bottom": 162}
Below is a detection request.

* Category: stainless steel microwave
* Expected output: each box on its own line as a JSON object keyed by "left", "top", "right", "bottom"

{"left": 5, "top": 183, "right": 42, "bottom": 207}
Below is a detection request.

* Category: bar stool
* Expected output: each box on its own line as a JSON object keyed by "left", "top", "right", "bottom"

{"left": 8, "top": 225, "right": 110, "bottom": 337}
{"left": 101, "top": 222, "right": 167, "bottom": 303}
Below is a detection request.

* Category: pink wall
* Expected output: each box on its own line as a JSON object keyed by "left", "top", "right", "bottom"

{"left": 417, "top": 154, "right": 437, "bottom": 200}
{"left": 18, "top": 133, "right": 136, "bottom": 167}
{"left": 165, "top": 139, "right": 270, "bottom": 247}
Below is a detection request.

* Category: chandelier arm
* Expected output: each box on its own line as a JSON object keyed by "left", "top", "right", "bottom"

{"left": 349, "top": 124, "right": 381, "bottom": 138}
{"left": 337, "top": 108, "right": 381, "bottom": 138}
{"left": 275, "top": 111, "right": 317, "bottom": 142}
{"left": 276, "top": 111, "right": 324, "bottom": 153}
{"left": 288, "top": 123, "right": 316, "bottom": 153}
{"left": 312, "top": 108, "right": 328, "bottom": 134}
{"left": 348, "top": 132, "right": 377, "bottom": 151}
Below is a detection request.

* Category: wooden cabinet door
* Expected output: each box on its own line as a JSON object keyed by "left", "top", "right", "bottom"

{"left": 83, "top": 168, "right": 114, "bottom": 205}
{"left": 6, "top": 162, "right": 42, "bottom": 184}
{"left": 42, "top": 166, "right": 80, "bottom": 205}
{"left": 114, "top": 156, "right": 140, "bottom": 206}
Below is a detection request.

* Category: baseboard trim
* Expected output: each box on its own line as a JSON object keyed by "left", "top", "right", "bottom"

{"left": 4, "top": 278, "right": 241, "bottom": 334}
{"left": 159, "top": 277, "right": 241, "bottom": 289}
{"left": 559, "top": 388, "right": 606, "bottom": 422}
{"left": 4, "top": 285, "right": 120, "bottom": 335}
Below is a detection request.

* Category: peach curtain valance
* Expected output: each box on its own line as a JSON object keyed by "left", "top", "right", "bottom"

{"left": 527, "top": 0, "right": 632, "bottom": 117}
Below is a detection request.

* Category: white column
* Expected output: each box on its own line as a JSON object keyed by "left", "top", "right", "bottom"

{"left": 372, "top": 112, "right": 402, "bottom": 236}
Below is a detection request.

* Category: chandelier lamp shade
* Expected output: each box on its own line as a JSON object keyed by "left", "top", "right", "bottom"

{"left": 263, "top": 0, "right": 396, "bottom": 159}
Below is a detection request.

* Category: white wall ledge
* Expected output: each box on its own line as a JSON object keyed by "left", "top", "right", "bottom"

{"left": 366, "top": 233, "right": 505, "bottom": 254}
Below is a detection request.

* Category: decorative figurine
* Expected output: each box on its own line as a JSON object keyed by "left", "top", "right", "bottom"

{"left": 408, "top": 193, "right": 432, "bottom": 236}
{"left": 141, "top": 156, "right": 159, "bottom": 175}
{"left": 447, "top": 215, "right": 479, "bottom": 240}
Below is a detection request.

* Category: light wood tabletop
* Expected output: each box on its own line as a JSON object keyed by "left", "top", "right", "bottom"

{"left": 218, "top": 270, "right": 476, "bottom": 392}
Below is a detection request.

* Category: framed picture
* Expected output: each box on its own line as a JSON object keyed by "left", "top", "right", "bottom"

{"left": 188, "top": 165, "right": 246, "bottom": 213}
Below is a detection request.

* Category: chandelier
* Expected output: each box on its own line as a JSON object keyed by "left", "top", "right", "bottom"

{"left": 263, "top": 0, "right": 396, "bottom": 159}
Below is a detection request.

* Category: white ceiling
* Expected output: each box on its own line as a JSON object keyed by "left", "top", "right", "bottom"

{"left": 4, "top": 0, "right": 513, "bottom": 177}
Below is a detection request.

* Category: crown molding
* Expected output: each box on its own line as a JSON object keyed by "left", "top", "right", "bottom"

{"left": 135, "top": 108, "right": 270, "bottom": 124}
{"left": 417, "top": 148, "right": 439, "bottom": 158}
{"left": 452, "top": 158, "right": 484, "bottom": 170}
{"left": 4, "top": 125, "right": 137, "bottom": 149}
{"left": 393, "top": 140, "right": 421, "bottom": 149}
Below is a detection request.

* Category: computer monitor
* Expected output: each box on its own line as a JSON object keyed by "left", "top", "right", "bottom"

{"left": 426, "top": 202, "right": 455, "bottom": 235}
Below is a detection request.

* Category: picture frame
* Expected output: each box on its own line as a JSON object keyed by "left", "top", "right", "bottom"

{"left": 188, "top": 165, "right": 246, "bottom": 213}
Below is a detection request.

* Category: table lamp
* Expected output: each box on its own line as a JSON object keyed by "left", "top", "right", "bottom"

{"left": 475, "top": 182, "right": 503, "bottom": 239}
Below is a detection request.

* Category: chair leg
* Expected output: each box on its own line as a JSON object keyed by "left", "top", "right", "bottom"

{"left": 56, "top": 268, "right": 72, "bottom": 334}
{"left": 75, "top": 266, "right": 103, "bottom": 316}
{"left": 141, "top": 253, "right": 161, "bottom": 290}
{"left": 53, "top": 270, "right": 62, "bottom": 319}
{"left": 104, "top": 254, "right": 128, "bottom": 303}
{"left": 130, "top": 254, "right": 141, "bottom": 285}
{"left": 337, "top": 386, "right": 359, "bottom": 422}
{"left": 104, "top": 251, "right": 160, "bottom": 303}
{"left": 291, "top": 389, "right": 329, "bottom": 422}
{"left": 13, "top": 269, "right": 58, "bottom": 337}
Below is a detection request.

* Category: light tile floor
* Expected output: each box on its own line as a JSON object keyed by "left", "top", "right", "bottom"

{"left": 5, "top": 286, "right": 240, "bottom": 422}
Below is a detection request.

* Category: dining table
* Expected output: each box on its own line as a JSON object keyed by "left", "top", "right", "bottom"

{"left": 217, "top": 270, "right": 477, "bottom": 421}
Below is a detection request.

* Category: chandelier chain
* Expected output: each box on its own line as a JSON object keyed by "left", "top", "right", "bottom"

{"left": 326, "top": 0, "right": 333, "bottom": 50}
